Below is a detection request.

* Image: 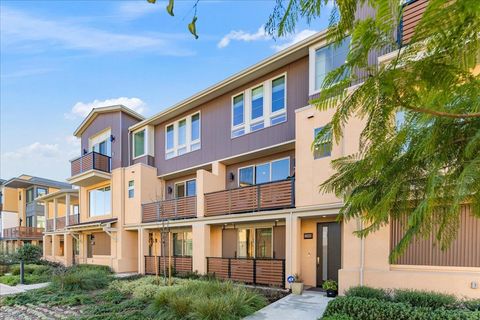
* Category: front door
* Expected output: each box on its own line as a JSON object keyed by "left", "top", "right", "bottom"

{"left": 316, "top": 222, "right": 341, "bottom": 287}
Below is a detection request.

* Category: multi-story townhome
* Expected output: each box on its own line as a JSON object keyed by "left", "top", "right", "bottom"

{"left": 0, "top": 175, "right": 71, "bottom": 253}
{"left": 46, "top": 1, "right": 479, "bottom": 298}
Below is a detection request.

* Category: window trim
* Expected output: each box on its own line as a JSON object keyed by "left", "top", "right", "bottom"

{"left": 132, "top": 128, "right": 147, "bottom": 160}
{"left": 165, "top": 111, "right": 201, "bottom": 160}
{"left": 231, "top": 73, "right": 287, "bottom": 139}
{"left": 237, "top": 157, "right": 290, "bottom": 187}
{"left": 128, "top": 180, "right": 134, "bottom": 198}
{"left": 89, "top": 128, "right": 112, "bottom": 156}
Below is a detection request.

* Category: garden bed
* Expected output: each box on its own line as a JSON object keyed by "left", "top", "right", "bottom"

{"left": 321, "top": 286, "right": 480, "bottom": 320}
{"left": 1, "top": 265, "right": 277, "bottom": 319}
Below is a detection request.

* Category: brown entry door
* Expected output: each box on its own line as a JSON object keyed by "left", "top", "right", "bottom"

{"left": 316, "top": 222, "right": 341, "bottom": 287}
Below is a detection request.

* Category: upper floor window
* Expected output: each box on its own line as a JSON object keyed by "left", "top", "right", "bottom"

{"left": 238, "top": 157, "right": 290, "bottom": 187}
{"left": 310, "top": 37, "right": 350, "bottom": 94}
{"left": 174, "top": 179, "right": 196, "bottom": 198}
{"left": 128, "top": 180, "right": 134, "bottom": 198}
{"left": 133, "top": 129, "right": 145, "bottom": 158}
{"left": 89, "top": 186, "right": 111, "bottom": 217}
{"left": 165, "top": 112, "right": 201, "bottom": 159}
{"left": 36, "top": 187, "right": 47, "bottom": 198}
{"left": 231, "top": 74, "right": 287, "bottom": 138}
{"left": 89, "top": 129, "right": 112, "bottom": 157}
{"left": 26, "top": 188, "right": 34, "bottom": 203}
{"left": 314, "top": 127, "right": 332, "bottom": 159}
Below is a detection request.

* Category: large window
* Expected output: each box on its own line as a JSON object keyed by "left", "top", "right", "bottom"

{"left": 92, "top": 138, "right": 111, "bottom": 156}
{"left": 133, "top": 129, "right": 145, "bottom": 158}
{"left": 231, "top": 74, "right": 287, "bottom": 138}
{"left": 314, "top": 127, "right": 332, "bottom": 159}
{"left": 26, "top": 188, "right": 34, "bottom": 203}
{"left": 237, "top": 227, "right": 273, "bottom": 258}
{"left": 174, "top": 179, "right": 196, "bottom": 198}
{"left": 238, "top": 158, "right": 290, "bottom": 187}
{"left": 173, "top": 232, "right": 193, "bottom": 256}
{"left": 165, "top": 112, "right": 201, "bottom": 159}
{"left": 313, "top": 37, "right": 350, "bottom": 92}
{"left": 89, "top": 186, "right": 111, "bottom": 217}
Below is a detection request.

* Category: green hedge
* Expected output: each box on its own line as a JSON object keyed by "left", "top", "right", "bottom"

{"left": 322, "top": 296, "right": 480, "bottom": 320}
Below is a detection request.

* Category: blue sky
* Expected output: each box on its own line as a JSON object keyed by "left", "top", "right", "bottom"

{"left": 0, "top": 0, "right": 330, "bottom": 182}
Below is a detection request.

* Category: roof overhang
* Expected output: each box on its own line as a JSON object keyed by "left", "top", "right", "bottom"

{"left": 74, "top": 105, "right": 145, "bottom": 137}
{"left": 67, "top": 170, "right": 111, "bottom": 187}
{"left": 36, "top": 189, "right": 79, "bottom": 202}
{"left": 67, "top": 218, "right": 117, "bottom": 231}
{"left": 129, "top": 30, "right": 328, "bottom": 131}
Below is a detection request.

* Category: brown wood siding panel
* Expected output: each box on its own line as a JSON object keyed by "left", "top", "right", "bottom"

{"left": 142, "top": 196, "right": 196, "bottom": 222}
{"left": 259, "top": 180, "right": 293, "bottom": 209}
{"left": 155, "top": 57, "right": 309, "bottom": 175}
{"left": 230, "top": 259, "right": 254, "bottom": 283}
{"left": 56, "top": 217, "right": 66, "bottom": 229}
{"left": 145, "top": 256, "right": 156, "bottom": 274}
{"left": 402, "top": 0, "right": 428, "bottom": 44}
{"left": 273, "top": 226, "right": 286, "bottom": 259}
{"left": 158, "top": 256, "right": 192, "bottom": 275}
{"left": 2, "top": 227, "right": 44, "bottom": 239}
{"left": 390, "top": 204, "right": 480, "bottom": 267}
{"left": 256, "top": 260, "right": 284, "bottom": 286}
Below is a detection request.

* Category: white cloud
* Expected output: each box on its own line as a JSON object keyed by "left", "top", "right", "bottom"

{"left": 272, "top": 29, "right": 318, "bottom": 51}
{"left": 116, "top": 1, "right": 165, "bottom": 20}
{"left": 218, "top": 26, "right": 270, "bottom": 48}
{"left": 64, "top": 97, "right": 147, "bottom": 120}
{"left": 0, "top": 6, "right": 193, "bottom": 55}
{"left": 3, "top": 142, "right": 62, "bottom": 160}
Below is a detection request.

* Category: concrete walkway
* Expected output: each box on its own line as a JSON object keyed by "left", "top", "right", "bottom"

{"left": 0, "top": 282, "right": 49, "bottom": 296}
{"left": 245, "top": 291, "right": 333, "bottom": 320}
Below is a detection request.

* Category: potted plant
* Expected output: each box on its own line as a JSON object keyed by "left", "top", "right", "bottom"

{"left": 322, "top": 279, "right": 338, "bottom": 297}
{"left": 291, "top": 273, "right": 304, "bottom": 295}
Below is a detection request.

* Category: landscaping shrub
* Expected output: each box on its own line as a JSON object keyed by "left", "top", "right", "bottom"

{"left": 1, "top": 287, "right": 95, "bottom": 306}
{"left": 322, "top": 296, "right": 480, "bottom": 320}
{"left": 146, "top": 280, "right": 267, "bottom": 320}
{"left": 321, "top": 315, "right": 353, "bottom": 320}
{"left": 393, "top": 289, "right": 457, "bottom": 309}
{"left": 344, "top": 286, "right": 390, "bottom": 301}
{"left": 51, "top": 265, "right": 112, "bottom": 291}
{"left": 10, "top": 264, "right": 51, "bottom": 276}
{"left": 464, "top": 299, "right": 480, "bottom": 311}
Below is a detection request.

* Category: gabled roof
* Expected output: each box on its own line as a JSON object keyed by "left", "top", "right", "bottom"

{"left": 73, "top": 105, "right": 145, "bottom": 137}
{"left": 3, "top": 175, "right": 72, "bottom": 190}
{"left": 129, "top": 30, "right": 328, "bottom": 131}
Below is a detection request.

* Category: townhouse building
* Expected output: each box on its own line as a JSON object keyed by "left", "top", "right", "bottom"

{"left": 44, "top": 0, "right": 479, "bottom": 298}
{"left": 0, "top": 175, "right": 72, "bottom": 253}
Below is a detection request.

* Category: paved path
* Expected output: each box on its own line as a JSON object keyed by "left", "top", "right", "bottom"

{"left": 245, "top": 291, "right": 333, "bottom": 320}
{"left": 0, "top": 283, "right": 49, "bottom": 296}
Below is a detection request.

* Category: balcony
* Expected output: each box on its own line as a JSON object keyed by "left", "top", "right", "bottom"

{"left": 2, "top": 226, "right": 44, "bottom": 240}
{"left": 207, "top": 257, "right": 285, "bottom": 287}
{"left": 398, "top": 0, "right": 428, "bottom": 46}
{"left": 69, "top": 152, "right": 111, "bottom": 186}
{"left": 46, "top": 214, "right": 80, "bottom": 232}
{"left": 204, "top": 179, "right": 295, "bottom": 217}
{"left": 142, "top": 196, "right": 197, "bottom": 223}
{"left": 144, "top": 256, "right": 193, "bottom": 275}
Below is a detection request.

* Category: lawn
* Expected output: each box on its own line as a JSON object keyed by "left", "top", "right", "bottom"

{"left": 321, "top": 286, "right": 480, "bottom": 320}
{"left": 0, "top": 265, "right": 282, "bottom": 320}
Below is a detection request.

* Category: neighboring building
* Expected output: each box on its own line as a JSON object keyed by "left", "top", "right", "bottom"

{"left": 0, "top": 175, "right": 72, "bottom": 253}
{"left": 44, "top": 1, "right": 479, "bottom": 298}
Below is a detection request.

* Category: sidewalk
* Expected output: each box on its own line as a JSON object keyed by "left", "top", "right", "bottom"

{"left": 245, "top": 291, "right": 333, "bottom": 320}
{"left": 0, "top": 282, "right": 49, "bottom": 296}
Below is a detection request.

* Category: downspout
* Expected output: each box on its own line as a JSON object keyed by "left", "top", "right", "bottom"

{"left": 358, "top": 218, "right": 365, "bottom": 286}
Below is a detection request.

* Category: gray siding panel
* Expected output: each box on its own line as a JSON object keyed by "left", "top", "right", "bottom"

{"left": 155, "top": 57, "right": 309, "bottom": 175}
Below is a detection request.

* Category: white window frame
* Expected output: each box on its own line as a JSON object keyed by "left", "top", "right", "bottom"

{"left": 89, "top": 128, "right": 111, "bottom": 155}
{"left": 237, "top": 157, "right": 290, "bottom": 187}
{"left": 231, "top": 73, "right": 287, "bottom": 138}
{"left": 173, "top": 179, "right": 196, "bottom": 198}
{"left": 132, "top": 128, "right": 147, "bottom": 159}
{"left": 88, "top": 185, "right": 111, "bottom": 217}
{"left": 165, "top": 112, "right": 201, "bottom": 159}
{"left": 128, "top": 180, "right": 134, "bottom": 198}
{"left": 309, "top": 38, "right": 350, "bottom": 96}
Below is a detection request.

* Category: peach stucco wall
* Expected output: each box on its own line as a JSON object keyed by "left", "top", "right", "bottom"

{"left": 340, "top": 219, "right": 480, "bottom": 298}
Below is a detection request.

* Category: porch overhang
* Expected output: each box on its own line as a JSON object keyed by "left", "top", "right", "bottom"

{"left": 67, "top": 170, "right": 111, "bottom": 187}
{"left": 67, "top": 218, "right": 117, "bottom": 231}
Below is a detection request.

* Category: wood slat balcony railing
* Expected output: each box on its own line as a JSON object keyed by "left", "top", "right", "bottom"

{"left": 2, "top": 226, "right": 44, "bottom": 240}
{"left": 207, "top": 257, "right": 285, "bottom": 287}
{"left": 398, "top": 0, "right": 428, "bottom": 46}
{"left": 142, "top": 196, "right": 197, "bottom": 223}
{"left": 144, "top": 256, "right": 193, "bottom": 275}
{"left": 46, "top": 219, "right": 54, "bottom": 232}
{"left": 70, "top": 151, "right": 111, "bottom": 177}
{"left": 69, "top": 214, "right": 80, "bottom": 225}
{"left": 56, "top": 216, "right": 66, "bottom": 230}
{"left": 204, "top": 179, "right": 294, "bottom": 217}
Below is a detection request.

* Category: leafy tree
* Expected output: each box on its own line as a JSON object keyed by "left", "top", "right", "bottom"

{"left": 269, "top": 0, "right": 480, "bottom": 261}
{"left": 16, "top": 244, "right": 42, "bottom": 263}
